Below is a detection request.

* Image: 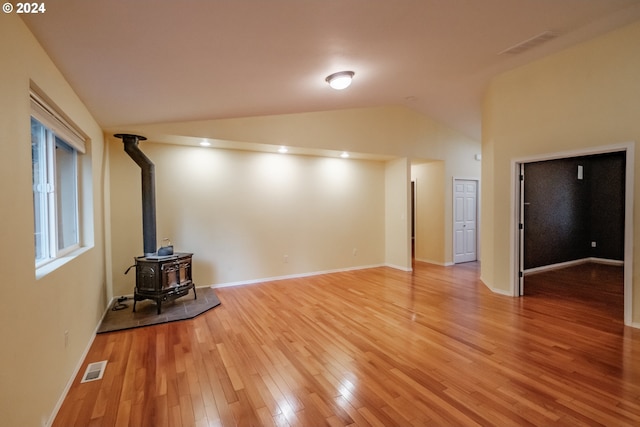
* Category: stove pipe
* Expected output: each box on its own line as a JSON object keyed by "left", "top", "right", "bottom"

{"left": 115, "top": 133, "right": 157, "bottom": 256}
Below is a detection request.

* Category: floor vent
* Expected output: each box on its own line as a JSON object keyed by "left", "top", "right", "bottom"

{"left": 80, "top": 360, "right": 107, "bottom": 383}
{"left": 498, "top": 30, "right": 558, "bottom": 55}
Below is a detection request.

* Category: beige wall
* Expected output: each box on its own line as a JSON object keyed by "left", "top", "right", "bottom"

{"left": 109, "top": 102, "right": 482, "bottom": 294}
{"left": 385, "top": 158, "right": 412, "bottom": 270}
{"left": 482, "top": 20, "right": 640, "bottom": 322}
{"left": 115, "top": 106, "right": 481, "bottom": 270}
{"left": 441, "top": 137, "right": 483, "bottom": 264}
{"left": 115, "top": 105, "right": 478, "bottom": 161}
{"left": 109, "top": 139, "right": 387, "bottom": 295}
{"left": 0, "top": 15, "right": 106, "bottom": 427}
{"left": 412, "top": 161, "right": 446, "bottom": 264}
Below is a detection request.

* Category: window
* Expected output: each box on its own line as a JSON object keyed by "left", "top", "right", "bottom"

{"left": 30, "top": 89, "right": 86, "bottom": 267}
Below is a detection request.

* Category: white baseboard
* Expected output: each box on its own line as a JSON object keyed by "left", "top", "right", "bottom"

{"left": 479, "top": 275, "right": 514, "bottom": 296}
{"left": 385, "top": 263, "right": 413, "bottom": 272}
{"left": 524, "top": 257, "right": 623, "bottom": 276}
{"left": 210, "top": 264, "right": 386, "bottom": 288}
{"left": 589, "top": 257, "right": 625, "bottom": 266}
{"left": 414, "top": 257, "right": 448, "bottom": 266}
{"left": 488, "top": 286, "right": 514, "bottom": 296}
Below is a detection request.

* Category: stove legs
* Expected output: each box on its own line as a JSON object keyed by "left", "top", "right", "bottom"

{"left": 132, "top": 284, "right": 196, "bottom": 315}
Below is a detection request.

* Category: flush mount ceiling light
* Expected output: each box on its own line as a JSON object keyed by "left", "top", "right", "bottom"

{"left": 326, "top": 71, "right": 355, "bottom": 90}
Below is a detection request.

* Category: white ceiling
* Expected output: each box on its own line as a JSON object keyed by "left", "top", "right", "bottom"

{"left": 22, "top": 0, "right": 640, "bottom": 141}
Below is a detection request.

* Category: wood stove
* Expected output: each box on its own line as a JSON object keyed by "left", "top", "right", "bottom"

{"left": 132, "top": 252, "right": 197, "bottom": 314}
{"left": 116, "top": 133, "right": 198, "bottom": 315}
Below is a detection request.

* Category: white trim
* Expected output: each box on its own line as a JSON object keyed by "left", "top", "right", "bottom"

{"left": 414, "top": 257, "right": 454, "bottom": 267}
{"left": 512, "top": 142, "right": 633, "bottom": 164}
{"left": 592, "top": 258, "right": 626, "bottom": 267}
{"left": 511, "top": 162, "right": 521, "bottom": 296}
{"left": 386, "top": 263, "right": 413, "bottom": 272}
{"left": 524, "top": 257, "right": 624, "bottom": 276}
{"left": 210, "top": 264, "right": 386, "bottom": 288}
{"left": 623, "top": 144, "right": 634, "bottom": 326}
{"left": 479, "top": 273, "right": 514, "bottom": 296}
{"left": 487, "top": 285, "right": 514, "bottom": 297}
{"left": 510, "top": 142, "right": 634, "bottom": 327}
{"left": 35, "top": 246, "right": 91, "bottom": 280}
{"left": 30, "top": 88, "right": 86, "bottom": 154}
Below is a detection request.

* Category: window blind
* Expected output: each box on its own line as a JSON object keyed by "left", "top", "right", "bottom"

{"left": 30, "top": 90, "right": 86, "bottom": 154}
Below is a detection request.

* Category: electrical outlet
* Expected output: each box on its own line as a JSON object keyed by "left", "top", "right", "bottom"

{"left": 283, "top": 254, "right": 288, "bottom": 263}
{"left": 353, "top": 248, "right": 357, "bottom": 256}
{"left": 591, "top": 241, "right": 597, "bottom": 248}
{"left": 64, "top": 330, "right": 69, "bottom": 348}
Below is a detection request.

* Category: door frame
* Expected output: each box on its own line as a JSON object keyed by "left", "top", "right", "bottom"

{"left": 511, "top": 142, "right": 634, "bottom": 326}
{"left": 411, "top": 180, "right": 416, "bottom": 260}
{"left": 453, "top": 177, "right": 480, "bottom": 264}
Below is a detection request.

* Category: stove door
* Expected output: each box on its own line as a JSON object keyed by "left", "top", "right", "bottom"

{"left": 137, "top": 264, "right": 158, "bottom": 292}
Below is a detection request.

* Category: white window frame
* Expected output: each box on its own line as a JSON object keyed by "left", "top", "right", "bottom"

{"left": 30, "top": 89, "right": 86, "bottom": 269}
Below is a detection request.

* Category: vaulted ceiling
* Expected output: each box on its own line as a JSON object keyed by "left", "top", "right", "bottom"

{"left": 22, "top": 0, "right": 640, "bottom": 140}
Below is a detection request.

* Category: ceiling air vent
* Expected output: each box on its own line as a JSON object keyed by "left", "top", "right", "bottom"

{"left": 498, "top": 31, "right": 558, "bottom": 55}
{"left": 80, "top": 360, "right": 107, "bottom": 383}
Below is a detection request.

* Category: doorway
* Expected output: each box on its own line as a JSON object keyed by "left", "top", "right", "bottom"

{"left": 513, "top": 144, "right": 634, "bottom": 325}
{"left": 453, "top": 179, "right": 478, "bottom": 263}
{"left": 411, "top": 180, "right": 415, "bottom": 260}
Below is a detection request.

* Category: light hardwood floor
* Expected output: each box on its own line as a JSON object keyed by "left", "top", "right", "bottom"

{"left": 53, "top": 261, "right": 640, "bottom": 426}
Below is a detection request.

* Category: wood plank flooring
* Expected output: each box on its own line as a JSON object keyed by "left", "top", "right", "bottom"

{"left": 53, "top": 262, "right": 640, "bottom": 426}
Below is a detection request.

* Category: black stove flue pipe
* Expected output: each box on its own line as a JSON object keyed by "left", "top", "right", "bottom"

{"left": 114, "top": 133, "right": 157, "bottom": 256}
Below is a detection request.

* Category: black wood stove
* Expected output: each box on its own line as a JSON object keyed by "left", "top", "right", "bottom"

{"left": 116, "top": 133, "right": 197, "bottom": 314}
{"left": 132, "top": 253, "right": 196, "bottom": 314}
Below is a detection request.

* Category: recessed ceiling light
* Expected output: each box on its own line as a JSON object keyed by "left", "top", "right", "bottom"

{"left": 200, "top": 140, "right": 211, "bottom": 147}
{"left": 278, "top": 146, "right": 288, "bottom": 153}
{"left": 326, "top": 71, "right": 355, "bottom": 90}
{"left": 340, "top": 152, "right": 350, "bottom": 158}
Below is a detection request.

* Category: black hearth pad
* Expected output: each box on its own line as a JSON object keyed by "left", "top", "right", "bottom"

{"left": 97, "top": 287, "right": 221, "bottom": 333}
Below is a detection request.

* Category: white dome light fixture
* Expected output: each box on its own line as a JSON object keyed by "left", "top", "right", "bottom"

{"left": 326, "top": 71, "right": 355, "bottom": 90}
